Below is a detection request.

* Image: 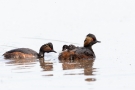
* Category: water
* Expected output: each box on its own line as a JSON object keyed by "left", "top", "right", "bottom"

{"left": 0, "top": 0, "right": 135, "bottom": 90}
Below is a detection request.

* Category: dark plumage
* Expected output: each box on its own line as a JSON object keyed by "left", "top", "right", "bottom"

{"left": 58, "top": 33, "right": 100, "bottom": 61}
{"left": 62, "top": 44, "right": 76, "bottom": 51}
{"left": 3, "top": 42, "right": 56, "bottom": 59}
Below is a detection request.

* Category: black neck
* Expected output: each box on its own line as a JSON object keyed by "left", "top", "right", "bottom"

{"left": 85, "top": 45, "right": 96, "bottom": 58}
{"left": 38, "top": 51, "right": 44, "bottom": 58}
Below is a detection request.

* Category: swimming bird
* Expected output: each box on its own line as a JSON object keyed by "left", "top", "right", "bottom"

{"left": 58, "top": 33, "right": 100, "bottom": 61}
{"left": 3, "top": 42, "right": 56, "bottom": 59}
{"left": 62, "top": 44, "right": 76, "bottom": 51}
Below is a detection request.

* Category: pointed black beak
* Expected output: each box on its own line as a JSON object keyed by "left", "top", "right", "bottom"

{"left": 96, "top": 41, "right": 101, "bottom": 43}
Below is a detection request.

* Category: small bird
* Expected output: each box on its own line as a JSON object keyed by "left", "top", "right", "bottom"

{"left": 58, "top": 33, "right": 100, "bottom": 61}
{"left": 62, "top": 44, "right": 76, "bottom": 51}
{"left": 3, "top": 42, "right": 56, "bottom": 59}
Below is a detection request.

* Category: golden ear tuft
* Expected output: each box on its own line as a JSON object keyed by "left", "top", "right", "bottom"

{"left": 84, "top": 37, "right": 93, "bottom": 46}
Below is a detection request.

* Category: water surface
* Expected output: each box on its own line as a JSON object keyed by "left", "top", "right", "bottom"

{"left": 0, "top": 0, "right": 135, "bottom": 90}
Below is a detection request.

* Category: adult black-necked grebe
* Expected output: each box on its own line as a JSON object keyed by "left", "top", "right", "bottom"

{"left": 58, "top": 33, "right": 100, "bottom": 61}
{"left": 3, "top": 42, "right": 56, "bottom": 59}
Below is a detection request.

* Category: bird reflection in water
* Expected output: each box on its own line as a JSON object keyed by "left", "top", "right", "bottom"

{"left": 39, "top": 58, "right": 53, "bottom": 71}
{"left": 60, "top": 59, "right": 95, "bottom": 75}
{"left": 39, "top": 58, "right": 96, "bottom": 82}
{"left": 60, "top": 59, "right": 96, "bottom": 82}
{"left": 4, "top": 59, "right": 37, "bottom": 72}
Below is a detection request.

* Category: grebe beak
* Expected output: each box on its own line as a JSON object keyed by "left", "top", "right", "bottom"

{"left": 96, "top": 41, "right": 101, "bottom": 43}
